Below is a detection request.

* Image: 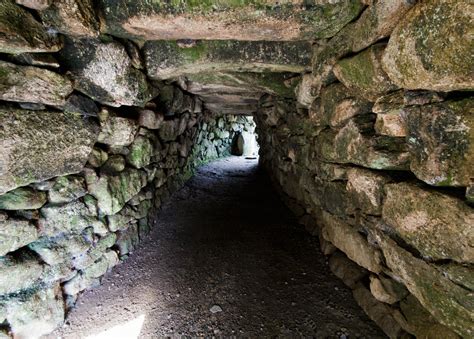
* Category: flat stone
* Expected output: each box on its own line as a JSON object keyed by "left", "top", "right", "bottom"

{"left": 38, "top": 200, "right": 104, "bottom": 237}
{"left": 99, "top": 0, "right": 364, "bottom": 41}
{"left": 405, "top": 99, "right": 473, "bottom": 187}
{"left": 382, "top": 182, "right": 474, "bottom": 263}
{"left": 0, "top": 217, "right": 38, "bottom": 256}
{"left": 97, "top": 115, "right": 138, "bottom": 147}
{"left": 16, "top": 0, "right": 52, "bottom": 10}
{"left": 126, "top": 136, "right": 154, "bottom": 169}
{"left": 0, "top": 61, "right": 73, "bottom": 106}
{"left": 316, "top": 119, "right": 410, "bottom": 170}
{"left": 328, "top": 251, "right": 367, "bottom": 289}
{"left": 85, "top": 168, "right": 148, "bottom": 216}
{"left": 185, "top": 72, "right": 299, "bottom": 99}
{"left": 29, "top": 232, "right": 92, "bottom": 265}
{"left": 0, "top": 0, "right": 62, "bottom": 53}
{"left": 60, "top": 38, "right": 157, "bottom": 107}
{"left": 369, "top": 275, "right": 408, "bottom": 305}
{"left": 334, "top": 43, "right": 399, "bottom": 101}
{"left": 3, "top": 284, "right": 64, "bottom": 338}
{"left": 0, "top": 108, "right": 99, "bottom": 194}
{"left": 40, "top": 0, "right": 100, "bottom": 37}
{"left": 48, "top": 175, "right": 87, "bottom": 204}
{"left": 321, "top": 211, "right": 383, "bottom": 273}
{"left": 372, "top": 90, "right": 445, "bottom": 114}
{"left": 352, "top": 283, "right": 405, "bottom": 338}
{"left": 346, "top": 168, "right": 391, "bottom": 215}
{"left": 0, "top": 253, "right": 44, "bottom": 295}
{"left": 144, "top": 40, "right": 312, "bottom": 80}
{"left": 0, "top": 187, "right": 47, "bottom": 210}
{"left": 382, "top": 1, "right": 474, "bottom": 91}
{"left": 375, "top": 232, "right": 473, "bottom": 338}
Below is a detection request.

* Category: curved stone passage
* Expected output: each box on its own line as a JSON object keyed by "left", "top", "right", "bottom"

{"left": 50, "top": 157, "right": 384, "bottom": 338}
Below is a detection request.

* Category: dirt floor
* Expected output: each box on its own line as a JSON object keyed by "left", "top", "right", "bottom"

{"left": 50, "top": 157, "right": 385, "bottom": 338}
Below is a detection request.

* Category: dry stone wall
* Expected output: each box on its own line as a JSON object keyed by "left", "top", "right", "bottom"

{"left": 255, "top": 1, "right": 473, "bottom": 338}
{"left": 0, "top": 4, "right": 256, "bottom": 332}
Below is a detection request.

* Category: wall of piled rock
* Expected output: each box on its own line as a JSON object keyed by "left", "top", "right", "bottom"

{"left": 255, "top": 1, "right": 473, "bottom": 338}
{"left": 0, "top": 99, "right": 255, "bottom": 337}
{"left": 0, "top": 2, "right": 257, "bottom": 331}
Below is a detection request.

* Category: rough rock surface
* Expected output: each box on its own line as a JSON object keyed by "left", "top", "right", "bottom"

{"left": 0, "top": 109, "right": 99, "bottom": 194}
{"left": 40, "top": 0, "right": 99, "bottom": 37}
{"left": 405, "top": 99, "right": 473, "bottom": 187}
{"left": 0, "top": 0, "right": 62, "bottom": 53}
{"left": 382, "top": 1, "right": 474, "bottom": 91}
{"left": 99, "top": 0, "right": 364, "bottom": 41}
{"left": 61, "top": 38, "right": 157, "bottom": 107}
{"left": 144, "top": 40, "right": 312, "bottom": 80}
{"left": 382, "top": 182, "right": 474, "bottom": 263}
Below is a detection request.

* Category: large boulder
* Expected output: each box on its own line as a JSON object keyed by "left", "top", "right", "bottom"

{"left": 375, "top": 232, "right": 473, "bottom": 338}
{"left": 144, "top": 40, "right": 312, "bottom": 80}
{"left": 0, "top": 0, "right": 62, "bottom": 53}
{"left": 40, "top": 0, "right": 99, "bottom": 37}
{"left": 405, "top": 99, "right": 473, "bottom": 187}
{"left": 382, "top": 1, "right": 474, "bottom": 91}
{"left": 0, "top": 108, "right": 99, "bottom": 194}
{"left": 0, "top": 61, "right": 73, "bottom": 106}
{"left": 99, "top": 0, "right": 364, "bottom": 41}
{"left": 382, "top": 182, "right": 474, "bottom": 263}
{"left": 60, "top": 38, "right": 157, "bottom": 107}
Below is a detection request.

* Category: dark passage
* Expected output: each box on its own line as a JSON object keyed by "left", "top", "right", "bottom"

{"left": 51, "top": 157, "right": 384, "bottom": 338}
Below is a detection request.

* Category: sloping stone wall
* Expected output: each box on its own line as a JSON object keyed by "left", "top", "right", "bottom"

{"left": 255, "top": 1, "right": 473, "bottom": 338}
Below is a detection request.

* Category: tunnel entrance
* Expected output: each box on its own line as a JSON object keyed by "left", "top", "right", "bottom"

{"left": 0, "top": 1, "right": 472, "bottom": 338}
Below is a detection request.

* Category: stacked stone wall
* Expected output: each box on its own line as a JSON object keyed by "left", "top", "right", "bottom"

{"left": 255, "top": 1, "right": 473, "bottom": 338}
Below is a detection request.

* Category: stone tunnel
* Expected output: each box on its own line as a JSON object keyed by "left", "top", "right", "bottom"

{"left": 0, "top": 0, "right": 472, "bottom": 337}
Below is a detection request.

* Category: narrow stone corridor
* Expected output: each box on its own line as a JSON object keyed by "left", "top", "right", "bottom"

{"left": 50, "top": 157, "right": 384, "bottom": 338}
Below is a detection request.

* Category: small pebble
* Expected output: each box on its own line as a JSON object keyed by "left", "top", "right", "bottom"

{"left": 210, "top": 304, "right": 223, "bottom": 313}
